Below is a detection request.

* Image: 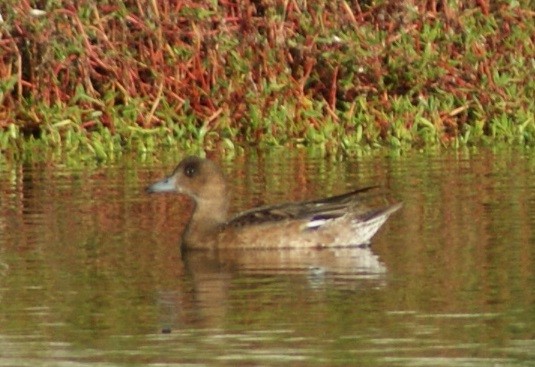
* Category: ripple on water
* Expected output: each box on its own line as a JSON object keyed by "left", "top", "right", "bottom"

{"left": 0, "top": 150, "right": 534, "bottom": 367}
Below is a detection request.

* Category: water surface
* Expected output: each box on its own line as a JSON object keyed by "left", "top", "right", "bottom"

{"left": 0, "top": 148, "right": 534, "bottom": 366}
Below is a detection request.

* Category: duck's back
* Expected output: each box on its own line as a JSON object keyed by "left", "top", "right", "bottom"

{"left": 216, "top": 188, "right": 401, "bottom": 249}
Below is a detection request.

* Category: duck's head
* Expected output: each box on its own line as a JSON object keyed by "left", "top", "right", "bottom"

{"left": 147, "top": 156, "right": 227, "bottom": 204}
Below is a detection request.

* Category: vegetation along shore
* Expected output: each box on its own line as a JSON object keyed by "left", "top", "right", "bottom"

{"left": 0, "top": 1, "right": 534, "bottom": 161}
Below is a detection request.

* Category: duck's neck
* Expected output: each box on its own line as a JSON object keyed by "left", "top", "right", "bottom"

{"left": 182, "top": 196, "right": 229, "bottom": 248}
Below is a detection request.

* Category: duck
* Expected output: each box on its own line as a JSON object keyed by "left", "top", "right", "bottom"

{"left": 147, "top": 156, "right": 401, "bottom": 250}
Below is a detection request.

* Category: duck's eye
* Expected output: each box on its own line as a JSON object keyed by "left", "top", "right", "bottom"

{"left": 184, "top": 163, "right": 196, "bottom": 178}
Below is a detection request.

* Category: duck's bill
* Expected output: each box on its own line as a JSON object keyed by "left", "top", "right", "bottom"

{"left": 146, "top": 176, "right": 177, "bottom": 193}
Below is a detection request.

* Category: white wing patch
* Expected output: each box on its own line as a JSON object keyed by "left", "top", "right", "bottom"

{"left": 305, "top": 218, "right": 329, "bottom": 230}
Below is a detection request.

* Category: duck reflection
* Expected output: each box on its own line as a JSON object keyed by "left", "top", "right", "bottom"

{"left": 183, "top": 246, "right": 386, "bottom": 279}
{"left": 158, "top": 246, "right": 387, "bottom": 332}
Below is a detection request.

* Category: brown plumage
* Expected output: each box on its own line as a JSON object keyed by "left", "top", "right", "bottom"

{"left": 147, "top": 156, "right": 401, "bottom": 250}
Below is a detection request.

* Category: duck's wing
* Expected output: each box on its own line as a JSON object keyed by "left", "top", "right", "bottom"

{"left": 226, "top": 186, "right": 378, "bottom": 228}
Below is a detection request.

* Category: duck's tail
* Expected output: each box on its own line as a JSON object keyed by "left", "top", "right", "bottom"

{"left": 349, "top": 202, "right": 402, "bottom": 247}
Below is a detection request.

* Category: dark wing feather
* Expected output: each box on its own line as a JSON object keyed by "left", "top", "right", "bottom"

{"left": 226, "top": 186, "right": 377, "bottom": 228}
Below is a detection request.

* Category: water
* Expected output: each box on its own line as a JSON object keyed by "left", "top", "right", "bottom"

{"left": 0, "top": 148, "right": 534, "bottom": 366}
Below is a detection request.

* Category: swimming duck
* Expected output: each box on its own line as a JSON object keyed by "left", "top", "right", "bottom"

{"left": 147, "top": 156, "right": 401, "bottom": 250}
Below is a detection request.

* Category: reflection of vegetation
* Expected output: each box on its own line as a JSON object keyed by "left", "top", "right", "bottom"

{"left": 0, "top": 1, "right": 534, "bottom": 161}
{"left": 0, "top": 149, "right": 533, "bottom": 362}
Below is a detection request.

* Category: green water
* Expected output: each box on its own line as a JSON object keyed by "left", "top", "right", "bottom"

{"left": 0, "top": 149, "right": 534, "bottom": 366}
